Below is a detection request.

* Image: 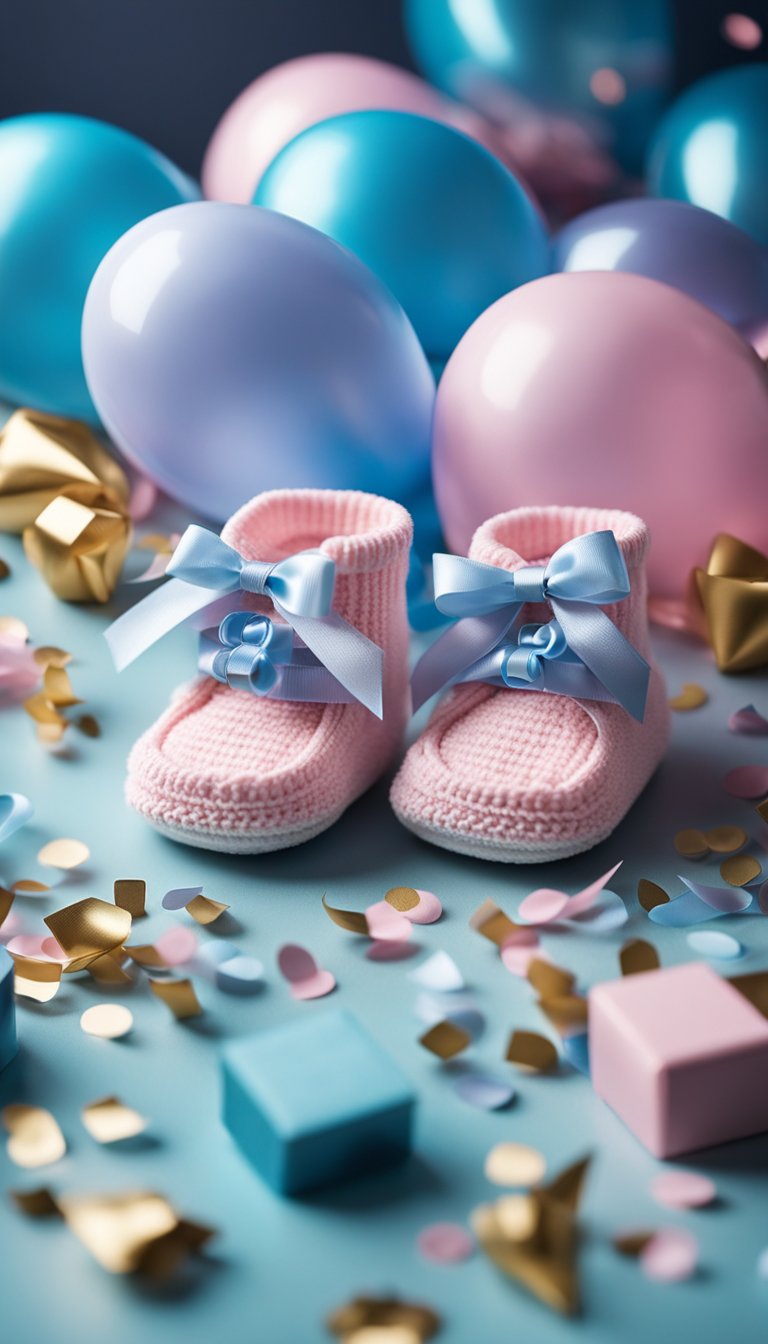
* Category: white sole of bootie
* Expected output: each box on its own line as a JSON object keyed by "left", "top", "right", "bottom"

{"left": 392, "top": 810, "right": 613, "bottom": 864}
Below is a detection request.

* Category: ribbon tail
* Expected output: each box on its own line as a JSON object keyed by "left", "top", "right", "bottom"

{"left": 410, "top": 608, "right": 519, "bottom": 710}
{"left": 105, "top": 577, "right": 237, "bottom": 671}
{"left": 553, "top": 600, "right": 650, "bottom": 722}
{"left": 284, "top": 605, "right": 384, "bottom": 718}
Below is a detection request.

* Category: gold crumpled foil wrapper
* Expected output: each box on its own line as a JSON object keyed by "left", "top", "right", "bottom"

{"left": 23, "top": 482, "right": 132, "bottom": 603}
{"left": 0, "top": 408, "right": 129, "bottom": 533}
{"left": 694, "top": 533, "right": 768, "bottom": 673}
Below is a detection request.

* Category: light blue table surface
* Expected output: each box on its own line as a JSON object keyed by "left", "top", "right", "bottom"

{"left": 2, "top": 488, "right": 768, "bottom": 1344}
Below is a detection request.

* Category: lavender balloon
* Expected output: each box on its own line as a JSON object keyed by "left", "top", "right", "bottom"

{"left": 81, "top": 202, "right": 435, "bottom": 530}
{"left": 555, "top": 198, "right": 768, "bottom": 342}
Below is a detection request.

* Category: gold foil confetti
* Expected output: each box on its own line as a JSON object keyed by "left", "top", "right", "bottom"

{"left": 0, "top": 558, "right": 9, "bottom": 580}
{"left": 506, "top": 1030, "right": 558, "bottom": 1072}
{"left": 538, "top": 996, "right": 589, "bottom": 1036}
{"left": 327, "top": 1297, "right": 441, "bottom": 1342}
{"left": 3, "top": 1105, "right": 66, "bottom": 1168}
{"left": 757, "top": 798, "right": 768, "bottom": 824}
{"left": 148, "top": 977, "right": 202, "bottom": 1020}
{"left": 76, "top": 713, "right": 101, "bottom": 737}
{"left": 385, "top": 886, "right": 420, "bottom": 913}
{"left": 33, "top": 645, "right": 72, "bottom": 668}
{"left": 23, "top": 485, "right": 132, "bottom": 603}
{"left": 704, "top": 825, "right": 748, "bottom": 854}
{"left": 185, "top": 894, "right": 229, "bottom": 926}
{"left": 484, "top": 1142, "right": 546, "bottom": 1188}
{"left": 694, "top": 533, "right": 768, "bottom": 673}
{"left": 114, "top": 879, "right": 146, "bottom": 918}
{"left": 87, "top": 951, "right": 133, "bottom": 986}
{"left": 527, "top": 958, "right": 575, "bottom": 1000}
{"left": 56, "top": 1190, "right": 213, "bottom": 1276}
{"left": 11, "top": 954, "right": 62, "bottom": 1002}
{"left": 419, "top": 1020, "right": 470, "bottom": 1060}
{"left": 23, "top": 692, "right": 67, "bottom": 740}
{"left": 469, "top": 897, "right": 520, "bottom": 946}
{"left": 44, "top": 897, "right": 131, "bottom": 970}
{"left": 674, "top": 828, "right": 709, "bottom": 859}
{"left": 11, "top": 879, "right": 50, "bottom": 893}
{"left": 322, "top": 893, "right": 369, "bottom": 935}
{"left": 38, "top": 838, "right": 90, "bottom": 869}
{"left": 0, "top": 886, "right": 14, "bottom": 925}
{"left": 80, "top": 1004, "right": 134, "bottom": 1039}
{"left": 10, "top": 1187, "right": 61, "bottom": 1217}
{"left": 494, "top": 1193, "right": 541, "bottom": 1242}
{"left": 125, "top": 944, "right": 168, "bottom": 969}
{"left": 720, "top": 854, "right": 761, "bottom": 886}
{"left": 613, "top": 1230, "right": 656, "bottom": 1257}
{"left": 0, "top": 407, "right": 129, "bottom": 532}
{"left": 637, "top": 879, "right": 669, "bottom": 912}
{"left": 82, "top": 1096, "right": 147, "bottom": 1144}
{"left": 546, "top": 1156, "right": 591, "bottom": 1213}
{"left": 619, "top": 939, "right": 660, "bottom": 977}
{"left": 730, "top": 970, "right": 768, "bottom": 1017}
{"left": 42, "top": 664, "right": 81, "bottom": 707}
{"left": 668, "top": 683, "right": 709, "bottom": 711}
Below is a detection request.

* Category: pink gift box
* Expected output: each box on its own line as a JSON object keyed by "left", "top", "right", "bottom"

{"left": 589, "top": 961, "right": 768, "bottom": 1157}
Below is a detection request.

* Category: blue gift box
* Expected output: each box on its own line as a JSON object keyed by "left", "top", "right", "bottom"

{"left": 221, "top": 1008, "right": 416, "bottom": 1195}
{"left": 0, "top": 947, "right": 18, "bottom": 1073}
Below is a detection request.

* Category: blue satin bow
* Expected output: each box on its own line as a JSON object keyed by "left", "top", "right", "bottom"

{"left": 411, "top": 531, "right": 649, "bottom": 721}
{"left": 198, "top": 612, "right": 357, "bottom": 704}
{"left": 105, "top": 525, "right": 384, "bottom": 717}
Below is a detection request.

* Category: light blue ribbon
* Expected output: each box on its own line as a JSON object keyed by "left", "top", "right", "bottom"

{"left": 411, "top": 531, "right": 649, "bottom": 721}
{"left": 198, "top": 612, "right": 356, "bottom": 704}
{"left": 105, "top": 525, "right": 384, "bottom": 717}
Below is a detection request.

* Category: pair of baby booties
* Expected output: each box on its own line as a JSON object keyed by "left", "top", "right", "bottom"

{"left": 122, "top": 488, "right": 670, "bottom": 864}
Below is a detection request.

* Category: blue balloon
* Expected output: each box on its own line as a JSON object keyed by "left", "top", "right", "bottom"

{"left": 404, "top": 0, "right": 674, "bottom": 175}
{"left": 0, "top": 113, "right": 198, "bottom": 421}
{"left": 555, "top": 198, "right": 768, "bottom": 338}
{"left": 82, "top": 203, "right": 436, "bottom": 544}
{"left": 648, "top": 64, "right": 768, "bottom": 248}
{"left": 254, "top": 110, "right": 550, "bottom": 364}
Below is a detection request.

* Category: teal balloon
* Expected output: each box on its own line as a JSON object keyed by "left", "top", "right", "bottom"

{"left": 254, "top": 109, "right": 550, "bottom": 364}
{"left": 0, "top": 113, "right": 198, "bottom": 420}
{"left": 404, "top": 0, "right": 674, "bottom": 175}
{"left": 648, "top": 64, "right": 768, "bottom": 248}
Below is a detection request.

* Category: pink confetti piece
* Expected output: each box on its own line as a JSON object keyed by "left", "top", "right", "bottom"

{"left": 403, "top": 889, "right": 443, "bottom": 925}
{"left": 640, "top": 1228, "right": 699, "bottom": 1283}
{"left": 518, "top": 862, "right": 623, "bottom": 924}
{"left": 154, "top": 926, "right": 198, "bottom": 967}
{"left": 500, "top": 942, "right": 544, "bottom": 977}
{"left": 365, "top": 940, "right": 418, "bottom": 962}
{"left": 129, "top": 475, "right": 158, "bottom": 522}
{"left": 40, "top": 937, "right": 68, "bottom": 962}
{"left": 365, "top": 900, "right": 412, "bottom": 943}
{"left": 417, "top": 1222, "right": 474, "bottom": 1264}
{"left": 563, "top": 861, "right": 624, "bottom": 917}
{"left": 0, "top": 636, "right": 40, "bottom": 699}
{"left": 650, "top": 1171, "right": 716, "bottom": 1210}
{"left": 6, "top": 934, "right": 57, "bottom": 960}
{"left": 161, "top": 885, "right": 203, "bottom": 911}
{"left": 723, "top": 765, "right": 768, "bottom": 799}
{"left": 277, "top": 943, "right": 336, "bottom": 1000}
{"left": 0, "top": 911, "right": 24, "bottom": 942}
{"left": 729, "top": 705, "right": 768, "bottom": 736}
{"left": 722, "top": 13, "right": 763, "bottom": 50}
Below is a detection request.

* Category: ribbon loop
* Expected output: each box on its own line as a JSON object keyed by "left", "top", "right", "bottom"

{"left": 501, "top": 621, "right": 568, "bottom": 684}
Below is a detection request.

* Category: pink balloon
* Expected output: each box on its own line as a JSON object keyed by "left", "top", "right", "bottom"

{"left": 433, "top": 272, "right": 768, "bottom": 599}
{"left": 202, "top": 53, "right": 515, "bottom": 205}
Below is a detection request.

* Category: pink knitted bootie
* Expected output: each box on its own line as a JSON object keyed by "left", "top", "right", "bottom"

{"left": 118, "top": 490, "right": 412, "bottom": 853}
{"left": 390, "top": 506, "right": 669, "bottom": 863}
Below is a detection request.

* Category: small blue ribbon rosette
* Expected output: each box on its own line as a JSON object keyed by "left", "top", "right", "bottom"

{"left": 410, "top": 531, "right": 650, "bottom": 721}
{"left": 198, "top": 612, "right": 357, "bottom": 704}
{"left": 105, "top": 524, "right": 384, "bottom": 717}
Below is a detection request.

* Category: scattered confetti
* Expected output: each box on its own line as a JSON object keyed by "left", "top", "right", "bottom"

{"left": 669, "top": 683, "right": 708, "bottom": 711}
{"left": 518, "top": 862, "right": 623, "bottom": 926}
{"left": 82, "top": 1096, "right": 147, "bottom": 1144}
{"left": 10, "top": 1187, "right": 61, "bottom": 1217}
{"left": 3, "top": 1105, "right": 66, "bottom": 1168}
{"left": 419, "top": 1020, "right": 471, "bottom": 1060}
{"left": 613, "top": 1229, "right": 656, "bottom": 1257}
{"left": 154, "top": 926, "right": 198, "bottom": 967}
{"left": 11, "top": 954, "right": 62, "bottom": 1002}
{"left": 37, "top": 838, "right": 90, "bottom": 869}
{"left": 506, "top": 1030, "right": 558, "bottom": 1073}
{"left": 704, "top": 825, "right": 748, "bottom": 854}
{"left": 148, "top": 978, "right": 202, "bottom": 1020}
{"left": 365, "top": 900, "right": 413, "bottom": 942}
{"left": 125, "top": 944, "right": 169, "bottom": 969}
{"left": 80, "top": 1003, "right": 134, "bottom": 1039}
{"left": 45, "top": 898, "right": 131, "bottom": 971}
{"left": 385, "top": 886, "right": 442, "bottom": 924}
{"left": 731, "top": 971, "right": 768, "bottom": 1016}
{"left": 162, "top": 885, "right": 203, "bottom": 911}
{"left": 720, "top": 854, "right": 761, "bottom": 886}
{"left": 674, "top": 828, "right": 709, "bottom": 859}
{"left": 11, "top": 878, "right": 50, "bottom": 893}
{"left": 469, "top": 898, "right": 519, "bottom": 946}
{"left": 728, "top": 704, "right": 768, "bottom": 735}
{"left": 321, "top": 893, "right": 369, "bottom": 935}
{"left": 114, "top": 879, "right": 146, "bottom": 918}
{"left": 687, "top": 930, "right": 744, "bottom": 960}
{"left": 409, "top": 951, "right": 464, "bottom": 993}
{"left": 366, "top": 939, "right": 417, "bottom": 962}
{"left": 724, "top": 765, "right": 768, "bottom": 799}
{"left": 619, "top": 939, "right": 660, "bottom": 977}
{"left": 327, "top": 1296, "right": 441, "bottom": 1342}
{"left": 538, "top": 995, "right": 589, "bottom": 1037}
{"left": 640, "top": 1227, "right": 699, "bottom": 1283}
{"left": 278, "top": 944, "right": 336, "bottom": 1000}
{"left": 0, "top": 792, "right": 33, "bottom": 844}
{"left": 453, "top": 1069, "right": 516, "bottom": 1111}
{"left": 56, "top": 1190, "right": 215, "bottom": 1277}
{"left": 87, "top": 952, "right": 133, "bottom": 986}
{"left": 75, "top": 713, "right": 101, "bottom": 738}
{"left": 185, "top": 894, "right": 229, "bottom": 925}
{"left": 417, "top": 1222, "right": 474, "bottom": 1264}
{"left": 722, "top": 12, "right": 763, "bottom": 49}
{"left": 214, "top": 955, "right": 264, "bottom": 995}
{"left": 650, "top": 1171, "right": 716, "bottom": 1210}
{"left": 637, "top": 879, "right": 669, "bottom": 913}
{"left": 484, "top": 1143, "right": 546, "bottom": 1188}
{"left": 527, "top": 958, "right": 574, "bottom": 1000}
{"left": 0, "top": 557, "right": 9, "bottom": 579}
{"left": 678, "top": 875, "right": 753, "bottom": 913}
{"left": 562, "top": 1033, "right": 590, "bottom": 1076}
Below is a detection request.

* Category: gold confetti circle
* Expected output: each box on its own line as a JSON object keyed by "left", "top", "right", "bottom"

{"left": 637, "top": 879, "right": 668, "bottom": 912}
{"left": 673, "top": 829, "right": 709, "bottom": 859}
{"left": 80, "top": 1004, "right": 133, "bottom": 1039}
{"left": 384, "top": 886, "right": 420, "bottom": 913}
{"left": 37, "top": 838, "right": 90, "bottom": 869}
{"left": 704, "top": 825, "right": 748, "bottom": 854}
{"left": 484, "top": 1142, "right": 546, "bottom": 1188}
{"left": 669, "top": 683, "right": 708, "bottom": 712}
{"left": 720, "top": 855, "right": 762, "bottom": 887}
